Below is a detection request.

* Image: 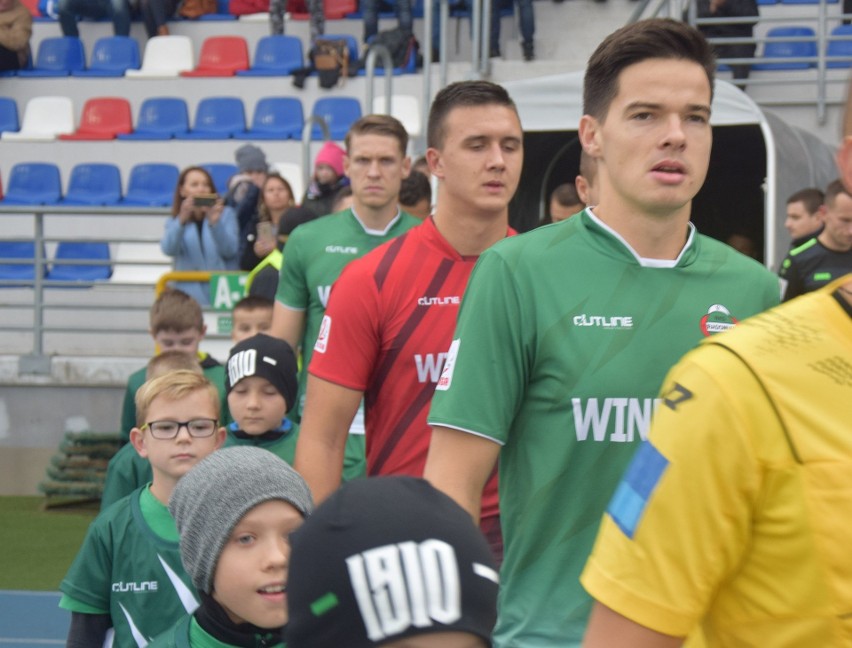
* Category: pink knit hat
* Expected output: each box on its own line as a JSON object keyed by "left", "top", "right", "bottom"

{"left": 314, "top": 141, "right": 345, "bottom": 178}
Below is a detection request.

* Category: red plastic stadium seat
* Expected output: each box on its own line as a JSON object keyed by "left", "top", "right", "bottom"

{"left": 59, "top": 97, "right": 132, "bottom": 140}
{"left": 181, "top": 36, "right": 249, "bottom": 77}
{"left": 324, "top": 0, "right": 356, "bottom": 17}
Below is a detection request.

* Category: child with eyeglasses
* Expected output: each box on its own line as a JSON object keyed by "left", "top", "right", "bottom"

{"left": 60, "top": 370, "right": 226, "bottom": 648}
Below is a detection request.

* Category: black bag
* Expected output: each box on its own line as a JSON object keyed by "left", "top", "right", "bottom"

{"left": 362, "top": 28, "right": 420, "bottom": 70}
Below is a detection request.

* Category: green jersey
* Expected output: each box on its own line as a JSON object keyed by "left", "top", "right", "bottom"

{"left": 61, "top": 486, "right": 199, "bottom": 647}
{"left": 101, "top": 443, "right": 152, "bottom": 510}
{"left": 120, "top": 354, "right": 229, "bottom": 442}
{"left": 428, "top": 211, "right": 781, "bottom": 647}
{"left": 149, "top": 614, "right": 284, "bottom": 647}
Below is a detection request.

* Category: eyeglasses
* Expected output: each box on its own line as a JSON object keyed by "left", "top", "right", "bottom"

{"left": 141, "top": 419, "right": 218, "bottom": 439}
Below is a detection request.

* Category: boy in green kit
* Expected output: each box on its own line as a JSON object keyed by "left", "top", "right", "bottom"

{"left": 61, "top": 371, "right": 226, "bottom": 647}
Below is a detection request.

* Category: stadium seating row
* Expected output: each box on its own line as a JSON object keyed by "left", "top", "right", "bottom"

{"left": 0, "top": 94, "right": 364, "bottom": 141}
{"left": 0, "top": 160, "right": 306, "bottom": 206}
{"left": 0, "top": 239, "right": 114, "bottom": 283}
{"left": 3, "top": 32, "right": 418, "bottom": 78}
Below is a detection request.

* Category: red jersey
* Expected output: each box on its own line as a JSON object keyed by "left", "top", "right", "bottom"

{"left": 310, "top": 217, "right": 506, "bottom": 520}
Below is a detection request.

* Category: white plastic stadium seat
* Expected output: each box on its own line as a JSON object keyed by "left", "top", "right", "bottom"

{"left": 372, "top": 94, "right": 421, "bottom": 137}
{"left": 125, "top": 36, "right": 194, "bottom": 79}
{"left": 1, "top": 96, "right": 74, "bottom": 141}
{"left": 110, "top": 242, "right": 172, "bottom": 284}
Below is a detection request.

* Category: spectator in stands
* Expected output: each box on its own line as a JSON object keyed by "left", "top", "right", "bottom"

{"left": 270, "top": 0, "right": 324, "bottom": 42}
{"left": 399, "top": 169, "right": 432, "bottom": 220}
{"left": 57, "top": 0, "right": 130, "bottom": 37}
{"left": 725, "top": 231, "right": 759, "bottom": 259}
{"left": 228, "top": 144, "right": 270, "bottom": 248}
{"left": 785, "top": 187, "right": 824, "bottom": 246}
{"left": 302, "top": 141, "right": 348, "bottom": 218}
{"left": 139, "top": 0, "right": 176, "bottom": 37}
{"left": 492, "top": 0, "right": 535, "bottom": 61}
{"left": 0, "top": 0, "right": 31, "bottom": 72}
{"left": 240, "top": 173, "right": 296, "bottom": 272}
{"left": 161, "top": 166, "right": 240, "bottom": 306}
{"left": 431, "top": 0, "right": 503, "bottom": 60}
{"left": 362, "top": 0, "right": 412, "bottom": 45}
{"left": 546, "top": 183, "right": 583, "bottom": 224}
{"left": 695, "top": 0, "right": 758, "bottom": 81}
{"left": 780, "top": 179, "right": 852, "bottom": 301}
{"left": 413, "top": 154, "right": 430, "bottom": 177}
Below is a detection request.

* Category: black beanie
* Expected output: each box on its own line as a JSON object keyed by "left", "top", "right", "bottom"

{"left": 286, "top": 477, "right": 499, "bottom": 647}
{"left": 226, "top": 334, "right": 298, "bottom": 412}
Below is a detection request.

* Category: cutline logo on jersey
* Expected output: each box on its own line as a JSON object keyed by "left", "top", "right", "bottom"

{"left": 346, "top": 539, "right": 462, "bottom": 641}
{"left": 699, "top": 304, "right": 738, "bottom": 337}
{"left": 315, "top": 314, "right": 331, "bottom": 353}
{"left": 435, "top": 339, "right": 460, "bottom": 391}
{"left": 325, "top": 245, "right": 359, "bottom": 255}
{"left": 573, "top": 314, "right": 634, "bottom": 330}
{"left": 112, "top": 580, "right": 158, "bottom": 593}
{"left": 417, "top": 295, "right": 461, "bottom": 307}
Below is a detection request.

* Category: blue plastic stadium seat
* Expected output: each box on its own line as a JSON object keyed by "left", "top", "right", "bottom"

{"left": 60, "top": 163, "right": 123, "bottom": 206}
{"left": 2, "top": 162, "right": 62, "bottom": 204}
{"left": 198, "top": 0, "right": 237, "bottom": 18}
{"left": 827, "top": 24, "right": 852, "bottom": 68}
{"left": 121, "top": 163, "right": 180, "bottom": 207}
{"left": 753, "top": 26, "right": 817, "bottom": 70}
{"left": 0, "top": 97, "right": 19, "bottom": 134}
{"left": 72, "top": 36, "right": 140, "bottom": 77}
{"left": 117, "top": 97, "right": 190, "bottom": 140}
{"left": 310, "top": 96, "right": 362, "bottom": 140}
{"left": 0, "top": 241, "right": 42, "bottom": 283}
{"left": 236, "top": 35, "right": 304, "bottom": 76}
{"left": 235, "top": 97, "right": 303, "bottom": 140}
{"left": 201, "top": 163, "right": 238, "bottom": 195}
{"left": 177, "top": 97, "right": 247, "bottom": 139}
{"left": 48, "top": 242, "right": 112, "bottom": 282}
{"left": 18, "top": 36, "right": 85, "bottom": 77}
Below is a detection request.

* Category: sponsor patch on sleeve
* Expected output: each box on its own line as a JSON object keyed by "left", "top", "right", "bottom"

{"left": 314, "top": 314, "right": 331, "bottom": 353}
{"left": 435, "top": 339, "right": 460, "bottom": 392}
{"left": 606, "top": 441, "right": 669, "bottom": 539}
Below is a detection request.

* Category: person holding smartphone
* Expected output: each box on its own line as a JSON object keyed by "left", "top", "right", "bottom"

{"left": 161, "top": 166, "right": 240, "bottom": 306}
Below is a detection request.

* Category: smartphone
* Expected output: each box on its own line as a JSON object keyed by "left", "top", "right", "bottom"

{"left": 257, "top": 221, "right": 277, "bottom": 244}
{"left": 193, "top": 194, "right": 218, "bottom": 207}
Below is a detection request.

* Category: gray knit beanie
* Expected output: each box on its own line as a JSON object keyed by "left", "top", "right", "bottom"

{"left": 169, "top": 446, "right": 313, "bottom": 593}
{"left": 235, "top": 144, "right": 268, "bottom": 173}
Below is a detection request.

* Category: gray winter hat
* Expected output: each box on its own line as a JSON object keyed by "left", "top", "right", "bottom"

{"left": 235, "top": 143, "right": 268, "bottom": 173}
{"left": 169, "top": 446, "right": 313, "bottom": 593}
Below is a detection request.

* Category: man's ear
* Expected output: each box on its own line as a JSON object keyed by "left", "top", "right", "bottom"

{"left": 425, "top": 148, "right": 442, "bottom": 179}
{"left": 130, "top": 427, "right": 149, "bottom": 459}
{"left": 838, "top": 136, "right": 852, "bottom": 192}
{"left": 578, "top": 115, "right": 602, "bottom": 158}
{"left": 401, "top": 155, "right": 412, "bottom": 180}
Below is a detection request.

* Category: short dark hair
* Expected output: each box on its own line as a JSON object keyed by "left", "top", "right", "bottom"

{"left": 399, "top": 170, "right": 432, "bottom": 207}
{"left": 583, "top": 18, "right": 716, "bottom": 121}
{"left": 344, "top": 114, "right": 408, "bottom": 156}
{"left": 551, "top": 183, "right": 581, "bottom": 208}
{"left": 824, "top": 179, "right": 851, "bottom": 206}
{"left": 786, "top": 187, "right": 824, "bottom": 215}
{"left": 233, "top": 294, "right": 273, "bottom": 315}
{"left": 427, "top": 80, "right": 518, "bottom": 149}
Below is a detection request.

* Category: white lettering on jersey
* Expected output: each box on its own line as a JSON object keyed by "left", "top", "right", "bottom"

{"left": 417, "top": 296, "right": 461, "bottom": 306}
{"left": 435, "top": 339, "right": 460, "bottom": 392}
{"left": 227, "top": 348, "right": 257, "bottom": 386}
{"left": 317, "top": 285, "right": 332, "bottom": 308}
{"left": 315, "top": 315, "right": 331, "bottom": 353}
{"left": 112, "top": 581, "right": 158, "bottom": 593}
{"left": 572, "top": 314, "right": 634, "bottom": 329}
{"left": 346, "top": 539, "right": 462, "bottom": 642}
{"left": 325, "top": 245, "right": 358, "bottom": 254}
{"left": 572, "top": 398, "right": 661, "bottom": 442}
{"left": 415, "top": 353, "right": 447, "bottom": 383}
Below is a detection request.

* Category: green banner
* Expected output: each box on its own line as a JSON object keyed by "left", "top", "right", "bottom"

{"left": 209, "top": 273, "right": 249, "bottom": 312}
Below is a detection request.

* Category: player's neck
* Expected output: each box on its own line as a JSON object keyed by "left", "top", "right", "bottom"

{"left": 817, "top": 230, "right": 852, "bottom": 253}
{"left": 593, "top": 201, "right": 691, "bottom": 260}
{"left": 433, "top": 207, "right": 509, "bottom": 257}
{"left": 352, "top": 201, "right": 399, "bottom": 231}
{"left": 148, "top": 474, "right": 177, "bottom": 506}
